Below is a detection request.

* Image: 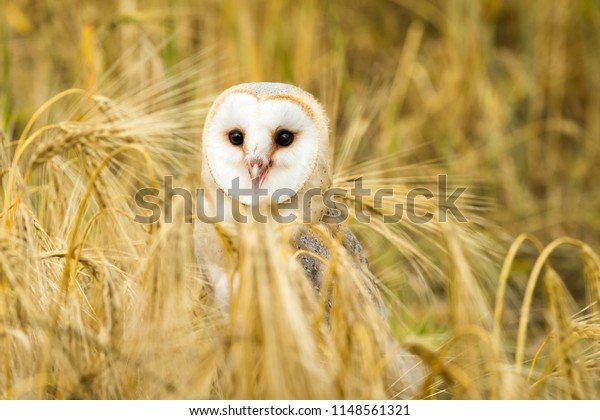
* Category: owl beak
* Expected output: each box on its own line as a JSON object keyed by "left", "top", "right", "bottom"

{"left": 247, "top": 158, "right": 270, "bottom": 192}
{"left": 250, "top": 163, "right": 261, "bottom": 180}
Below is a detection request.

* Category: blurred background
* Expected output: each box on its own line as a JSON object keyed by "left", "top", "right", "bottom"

{"left": 2, "top": 0, "right": 599, "bottom": 246}
{"left": 1, "top": 0, "right": 600, "bottom": 399}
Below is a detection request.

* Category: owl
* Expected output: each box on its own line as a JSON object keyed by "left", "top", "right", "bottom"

{"left": 194, "top": 82, "right": 376, "bottom": 310}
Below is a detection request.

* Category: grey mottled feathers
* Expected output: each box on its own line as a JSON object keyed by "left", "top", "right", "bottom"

{"left": 293, "top": 224, "right": 368, "bottom": 289}
{"left": 292, "top": 207, "right": 386, "bottom": 317}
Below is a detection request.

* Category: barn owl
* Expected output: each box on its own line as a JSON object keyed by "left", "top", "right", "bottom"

{"left": 194, "top": 82, "right": 375, "bottom": 310}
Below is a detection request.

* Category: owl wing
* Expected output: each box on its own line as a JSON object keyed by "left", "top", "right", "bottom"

{"left": 292, "top": 206, "right": 386, "bottom": 317}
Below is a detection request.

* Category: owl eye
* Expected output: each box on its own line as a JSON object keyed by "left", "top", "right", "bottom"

{"left": 275, "top": 130, "right": 294, "bottom": 147}
{"left": 228, "top": 130, "right": 244, "bottom": 146}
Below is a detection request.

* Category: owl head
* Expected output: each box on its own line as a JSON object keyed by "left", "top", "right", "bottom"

{"left": 202, "top": 83, "right": 330, "bottom": 207}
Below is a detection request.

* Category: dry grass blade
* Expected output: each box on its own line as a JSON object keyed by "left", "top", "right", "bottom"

{"left": 1, "top": 0, "right": 599, "bottom": 401}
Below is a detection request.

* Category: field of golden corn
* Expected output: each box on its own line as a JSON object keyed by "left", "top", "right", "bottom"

{"left": 1, "top": 0, "right": 599, "bottom": 399}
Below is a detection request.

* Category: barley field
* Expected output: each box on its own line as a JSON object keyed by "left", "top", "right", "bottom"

{"left": 1, "top": 0, "right": 600, "bottom": 399}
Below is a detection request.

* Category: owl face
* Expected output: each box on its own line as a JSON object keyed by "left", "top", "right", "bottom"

{"left": 202, "top": 83, "right": 328, "bottom": 205}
